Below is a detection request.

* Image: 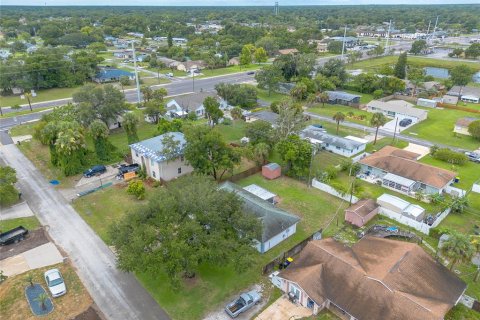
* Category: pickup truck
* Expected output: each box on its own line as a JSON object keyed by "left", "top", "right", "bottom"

{"left": 0, "top": 226, "right": 28, "bottom": 245}
{"left": 225, "top": 290, "right": 261, "bottom": 318}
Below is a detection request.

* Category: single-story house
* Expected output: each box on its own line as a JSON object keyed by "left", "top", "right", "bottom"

{"left": 366, "top": 100, "right": 428, "bottom": 123}
{"left": 359, "top": 146, "right": 456, "bottom": 195}
{"left": 93, "top": 68, "right": 135, "bottom": 83}
{"left": 246, "top": 111, "right": 279, "bottom": 126}
{"left": 442, "top": 95, "right": 459, "bottom": 105}
{"left": 156, "top": 56, "right": 180, "bottom": 68}
{"left": 447, "top": 86, "right": 480, "bottom": 103}
{"left": 377, "top": 193, "right": 426, "bottom": 222}
{"left": 328, "top": 36, "right": 360, "bottom": 48}
{"left": 130, "top": 132, "right": 193, "bottom": 181}
{"left": 326, "top": 91, "right": 361, "bottom": 107}
{"left": 344, "top": 199, "right": 379, "bottom": 227}
{"left": 405, "top": 80, "right": 444, "bottom": 96}
{"left": 176, "top": 60, "right": 206, "bottom": 72}
{"left": 278, "top": 48, "right": 299, "bottom": 55}
{"left": 272, "top": 237, "right": 466, "bottom": 319}
{"left": 219, "top": 182, "right": 300, "bottom": 253}
{"left": 307, "top": 39, "right": 328, "bottom": 53}
{"left": 300, "top": 125, "right": 367, "bottom": 157}
{"left": 228, "top": 57, "right": 240, "bottom": 66}
{"left": 113, "top": 50, "right": 133, "bottom": 59}
{"left": 164, "top": 92, "right": 217, "bottom": 119}
{"left": 454, "top": 117, "right": 478, "bottom": 136}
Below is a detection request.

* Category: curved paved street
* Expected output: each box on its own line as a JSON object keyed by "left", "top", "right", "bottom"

{"left": 0, "top": 144, "right": 170, "bottom": 320}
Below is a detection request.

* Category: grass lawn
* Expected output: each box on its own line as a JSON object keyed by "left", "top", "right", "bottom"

{"left": 306, "top": 119, "right": 367, "bottom": 138}
{"left": 140, "top": 77, "right": 171, "bottom": 86}
{"left": 308, "top": 103, "right": 372, "bottom": 125}
{"left": 402, "top": 107, "right": 480, "bottom": 150}
{"left": 446, "top": 304, "right": 480, "bottom": 320}
{"left": 256, "top": 88, "right": 287, "bottom": 104}
{"left": 348, "top": 56, "right": 480, "bottom": 73}
{"left": 216, "top": 120, "right": 247, "bottom": 143}
{"left": 72, "top": 183, "right": 151, "bottom": 244}
{"left": 419, "top": 155, "right": 480, "bottom": 190}
{"left": 344, "top": 90, "right": 374, "bottom": 104}
{"left": 365, "top": 137, "right": 408, "bottom": 153}
{"left": 0, "top": 263, "right": 93, "bottom": 320}
{"left": 0, "top": 216, "right": 41, "bottom": 233}
{"left": 0, "top": 87, "right": 80, "bottom": 108}
{"left": 145, "top": 68, "right": 185, "bottom": 77}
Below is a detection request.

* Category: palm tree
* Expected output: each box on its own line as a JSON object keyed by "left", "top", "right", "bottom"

{"left": 369, "top": 112, "right": 388, "bottom": 144}
{"left": 252, "top": 142, "right": 271, "bottom": 166}
{"left": 24, "top": 92, "right": 33, "bottom": 111}
{"left": 332, "top": 112, "right": 345, "bottom": 135}
{"left": 25, "top": 273, "right": 34, "bottom": 288}
{"left": 317, "top": 92, "right": 329, "bottom": 107}
{"left": 35, "top": 293, "right": 49, "bottom": 311}
{"left": 123, "top": 112, "right": 139, "bottom": 144}
{"left": 440, "top": 231, "right": 475, "bottom": 271}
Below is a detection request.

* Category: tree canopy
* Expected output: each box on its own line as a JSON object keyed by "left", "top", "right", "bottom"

{"left": 109, "top": 175, "right": 260, "bottom": 286}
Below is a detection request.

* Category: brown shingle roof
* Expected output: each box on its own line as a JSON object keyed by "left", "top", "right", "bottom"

{"left": 359, "top": 146, "right": 456, "bottom": 189}
{"left": 345, "top": 199, "right": 378, "bottom": 218}
{"left": 280, "top": 237, "right": 466, "bottom": 320}
{"left": 278, "top": 48, "right": 299, "bottom": 55}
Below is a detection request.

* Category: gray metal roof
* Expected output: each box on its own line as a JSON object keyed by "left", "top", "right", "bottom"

{"left": 326, "top": 91, "right": 361, "bottom": 102}
{"left": 300, "top": 125, "right": 365, "bottom": 151}
{"left": 250, "top": 111, "right": 279, "bottom": 125}
{"left": 130, "top": 132, "right": 186, "bottom": 163}
{"left": 219, "top": 182, "right": 300, "bottom": 242}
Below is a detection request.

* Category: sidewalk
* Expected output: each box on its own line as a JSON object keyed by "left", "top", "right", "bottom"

{"left": 0, "top": 201, "right": 34, "bottom": 220}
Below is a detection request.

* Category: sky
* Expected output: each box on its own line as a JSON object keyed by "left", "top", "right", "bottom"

{"left": 1, "top": 0, "right": 479, "bottom": 5}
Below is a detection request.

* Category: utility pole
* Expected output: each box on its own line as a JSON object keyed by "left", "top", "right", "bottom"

{"left": 385, "top": 19, "right": 392, "bottom": 54}
{"left": 431, "top": 16, "right": 439, "bottom": 51}
{"left": 131, "top": 42, "right": 141, "bottom": 104}
{"left": 341, "top": 25, "right": 347, "bottom": 60}
{"left": 192, "top": 70, "right": 195, "bottom": 92}
{"left": 392, "top": 117, "right": 399, "bottom": 143}
{"left": 307, "top": 147, "right": 317, "bottom": 188}
{"left": 274, "top": 2, "right": 279, "bottom": 16}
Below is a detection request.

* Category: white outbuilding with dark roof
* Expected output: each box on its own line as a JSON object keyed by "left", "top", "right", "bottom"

{"left": 130, "top": 132, "right": 193, "bottom": 181}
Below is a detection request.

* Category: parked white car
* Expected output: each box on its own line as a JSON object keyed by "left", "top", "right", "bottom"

{"left": 44, "top": 269, "right": 67, "bottom": 297}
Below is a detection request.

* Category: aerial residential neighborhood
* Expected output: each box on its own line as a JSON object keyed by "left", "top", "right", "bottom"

{"left": 0, "top": 3, "right": 480, "bottom": 320}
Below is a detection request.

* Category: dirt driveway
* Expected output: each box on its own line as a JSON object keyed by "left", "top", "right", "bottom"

{"left": 0, "top": 228, "right": 49, "bottom": 259}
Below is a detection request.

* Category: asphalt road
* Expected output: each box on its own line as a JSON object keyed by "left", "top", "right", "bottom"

{"left": 0, "top": 72, "right": 256, "bottom": 131}
{"left": 0, "top": 144, "right": 170, "bottom": 320}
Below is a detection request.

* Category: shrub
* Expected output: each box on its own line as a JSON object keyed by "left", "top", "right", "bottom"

{"left": 432, "top": 148, "right": 468, "bottom": 165}
{"left": 330, "top": 181, "right": 348, "bottom": 196}
{"left": 127, "top": 180, "right": 146, "bottom": 200}
{"left": 324, "top": 165, "right": 338, "bottom": 180}
{"left": 373, "top": 89, "right": 383, "bottom": 99}
{"left": 429, "top": 226, "right": 451, "bottom": 239}
{"left": 222, "top": 118, "right": 232, "bottom": 125}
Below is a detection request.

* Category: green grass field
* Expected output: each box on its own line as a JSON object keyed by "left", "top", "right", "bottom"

{"left": 403, "top": 107, "right": 480, "bottom": 150}
{"left": 216, "top": 120, "right": 247, "bottom": 143}
{"left": 0, "top": 106, "right": 52, "bottom": 119}
{"left": 308, "top": 104, "right": 372, "bottom": 125}
{"left": 0, "top": 87, "right": 80, "bottom": 108}
{"left": 197, "top": 64, "right": 260, "bottom": 78}
{"left": 0, "top": 216, "right": 41, "bottom": 233}
{"left": 348, "top": 56, "right": 480, "bottom": 73}
{"left": 256, "top": 88, "right": 287, "bottom": 104}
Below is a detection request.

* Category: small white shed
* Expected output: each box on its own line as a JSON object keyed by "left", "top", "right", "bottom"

{"left": 417, "top": 98, "right": 437, "bottom": 108}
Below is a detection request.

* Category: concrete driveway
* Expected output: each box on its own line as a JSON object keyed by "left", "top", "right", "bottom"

{"left": 255, "top": 296, "right": 312, "bottom": 320}
{"left": 0, "top": 242, "right": 64, "bottom": 276}
{"left": 0, "top": 201, "right": 34, "bottom": 220}
{"left": 0, "top": 144, "right": 169, "bottom": 320}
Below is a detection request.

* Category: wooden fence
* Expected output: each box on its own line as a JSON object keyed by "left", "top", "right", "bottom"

{"left": 222, "top": 166, "right": 261, "bottom": 183}
{"left": 262, "top": 228, "right": 323, "bottom": 275}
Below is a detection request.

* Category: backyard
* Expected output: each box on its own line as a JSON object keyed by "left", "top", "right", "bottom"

{"left": 308, "top": 103, "right": 372, "bottom": 126}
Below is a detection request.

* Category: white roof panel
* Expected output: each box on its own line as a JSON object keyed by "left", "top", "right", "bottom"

{"left": 404, "top": 204, "right": 425, "bottom": 218}
{"left": 243, "top": 184, "right": 276, "bottom": 201}
{"left": 383, "top": 173, "right": 416, "bottom": 187}
{"left": 377, "top": 194, "right": 410, "bottom": 211}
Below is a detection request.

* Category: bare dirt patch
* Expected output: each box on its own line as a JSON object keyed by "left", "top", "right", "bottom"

{"left": 0, "top": 228, "right": 49, "bottom": 260}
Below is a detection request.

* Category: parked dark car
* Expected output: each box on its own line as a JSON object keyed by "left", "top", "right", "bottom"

{"left": 117, "top": 163, "right": 140, "bottom": 177}
{"left": 0, "top": 226, "right": 28, "bottom": 245}
{"left": 83, "top": 165, "right": 107, "bottom": 178}
{"left": 246, "top": 71, "right": 255, "bottom": 75}
{"left": 399, "top": 118, "right": 412, "bottom": 127}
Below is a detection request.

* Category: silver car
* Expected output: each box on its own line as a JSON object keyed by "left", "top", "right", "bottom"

{"left": 44, "top": 268, "right": 67, "bottom": 298}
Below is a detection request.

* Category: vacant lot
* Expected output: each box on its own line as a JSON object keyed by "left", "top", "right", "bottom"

{"left": 308, "top": 104, "right": 372, "bottom": 126}
{"left": 0, "top": 263, "right": 93, "bottom": 320}
{"left": 403, "top": 107, "right": 480, "bottom": 150}
{"left": 348, "top": 56, "right": 480, "bottom": 73}
{"left": 0, "top": 216, "right": 40, "bottom": 233}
